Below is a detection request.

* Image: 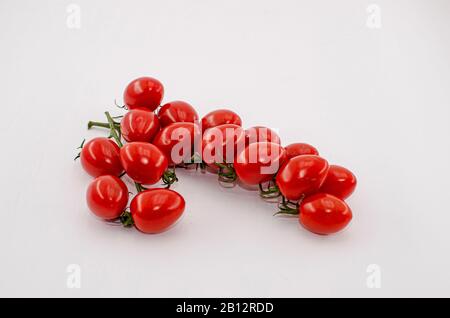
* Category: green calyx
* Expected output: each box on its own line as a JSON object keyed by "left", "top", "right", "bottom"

{"left": 259, "top": 182, "right": 280, "bottom": 199}
{"left": 162, "top": 168, "right": 178, "bottom": 188}
{"left": 73, "top": 138, "right": 86, "bottom": 161}
{"left": 215, "top": 163, "right": 237, "bottom": 183}
{"left": 119, "top": 211, "right": 134, "bottom": 227}
{"left": 274, "top": 195, "right": 304, "bottom": 216}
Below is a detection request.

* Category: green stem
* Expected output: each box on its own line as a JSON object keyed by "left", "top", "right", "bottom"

{"left": 88, "top": 121, "right": 120, "bottom": 130}
{"left": 105, "top": 111, "right": 143, "bottom": 193}
{"left": 105, "top": 111, "right": 123, "bottom": 147}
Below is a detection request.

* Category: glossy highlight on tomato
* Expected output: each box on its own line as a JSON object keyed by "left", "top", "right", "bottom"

{"left": 319, "top": 165, "right": 357, "bottom": 200}
{"left": 86, "top": 175, "right": 129, "bottom": 220}
{"left": 130, "top": 188, "right": 185, "bottom": 234}
{"left": 234, "top": 142, "right": 286, "bottom": 185}
{"left": 121, "top": 109, "right": 160, "bottom": 142}
{"left": 284, "top": 143, "right": 319, "bottom": 160}
{"left": 123, "top": 77, "right": 164, "bottom": 111}
{"left": 245, "top": 126, "right": 281, "bottom": 146}
{"left": 120, "top": 142, "right": 168, "bottom": 184}
{"left": 80, "top": 137, "right": 123, "bottom": 177}
{"left": 153, "top": 122, "right": 201, "bottom": 165}
{"left": 299, "top": 193, "right": 352, "bottom": 235}
{"left": 201, "top": 109, "right": 242, "bottom": 132}
{"left": 276, "top": 155, "right": 329, "bottom": 200}
{"left": 158, "top": 101, "right": 199, "bottom": 127}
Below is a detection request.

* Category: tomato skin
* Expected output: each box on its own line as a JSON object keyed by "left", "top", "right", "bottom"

{"left": 80, "top": 137, "right": 123, "bottom": 177}
{"left": 130, "top": 188, "right": 185, "bottom": 234}
{"left": 245, "top": 126, "right": 281, "bottom": 146}
{"left": 276, "top": 155, "right": 329, "bottom": 201}
{"left": 319, "top": 165, "right": 357, "bottom": 200}
{"left": 120, "top": 142, "right": 168, "bottom": 185}
{"left": 123, "top": 77, "right": 164, "bottom": 111}
{"left": 152, "top": 122, "right": 201, "bottom": 165}
{"left": 158, "top": 101, "right": 199, "bottom": 127}
{"left": 299, "top": 193, "right": 352, "bottom": 235}
{"left": 201, "top": 109, "right": 242, "bottom": 132}
{"left": 202, "top": 124, "right": 245, "bottom": 166}
{"left": 284, "top": 143, "right": 319, "bottom": 160}
{"left": 120, "top": 109, "right": 160, "bottom": 142}
{"left": 234, "top": 142, "right": 286, "bottom": 185}
{"left": 86, "top": 175, "right": 129, "bottom": 220}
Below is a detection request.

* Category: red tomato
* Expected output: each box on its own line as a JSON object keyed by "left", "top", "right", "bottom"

{"left": 276, "top": 155, "right": 329, "bottom": 201}
{"left": 234, "top": 142, "right": 286, "bottom": 185}
{"left": 245, "top": 126, "right": 281, "bottom": 146}
{"left": 130, "top": 188, "right": 185, "bottom": 234}
{"left": 86, "top": 175, "right": 129, "bottom": 220}
{"left": 123, "top": 77, "right": 164, "bottom": 111}
{"left": 120, "top": 142, "right": 168, "bottom": 184}
{"left": 158, "top": 101, "right": 199, "bottom": 127}
{"left": 80, "top": 137, "right": 123, "bottom": 177}
{"left": 202, "top": 124, "right": 245, "bottom": 166}
{"left": 319, "top": 165, "right": 357, "bottom": 200}
{"left": 120, "top": 109, "right": 160, "bottom": 142}
{"left": 201, "top": 109, "right": 242, "bottom": 132}
{"left": 299, "top": 193, "right": 352, "bottom": 235}
{"left": 152, "top": 122, "right": 201, "bottom": 165}
{"left": 284, "top": 143, "right": 319, "bottom": 160}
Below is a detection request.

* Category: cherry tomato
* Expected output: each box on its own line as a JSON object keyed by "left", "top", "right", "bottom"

{"left": 120, "top": 142, "right": 168, "bottom": 184}
{"left": 123, "top": 77, "right": 164, "bottom": 111}
{"left": 299, "top": 193, "right": 352, "bottom": 235}
{"left": 86, "top": 175, "right": 129, "bottom": 220}
{"left": 234, "top": 142, "right": 286, "bottom": 185}
{"left": 158, "top": 101, "right": 199, "bottom": 127}
{"left": 245, "top": 126, "right": 281, "bottom": 146}
{"left": 319, "top": 165, "right": 357, "bottom": 200}
{"left": 284, "top": 143, "right": 319, "bottom": 160}
{"left": 130, "top": 188, "right": 185, "bottom": 234}
{"left": 202, "top": 124, "right": 245, "bottom": 166}
{"left": 276, "top": 155, "right": 329, "bottom": 201}
{"left": 201, "top": 109, "right": 242, "bottom": 132}
{"left": 120, "top": 109, "right": 160, "bottom": 142}
{"left": 80, "top": 137, "right": 123, "bottom": 177}
{"left": 152, "top": 122, "right": 201, "bottom": 165}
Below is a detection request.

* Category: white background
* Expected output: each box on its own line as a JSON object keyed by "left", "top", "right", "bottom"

{"left": 0, "top": 0, "right": 449, "bottom": 297}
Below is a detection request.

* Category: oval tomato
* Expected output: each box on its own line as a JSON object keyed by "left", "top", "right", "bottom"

{"left": 80, "top": 137, "right": 123, "bottom": 177}
{"left": 158, "top": 101, "right": 199, "bottom": 127}
{"left": 202, "top": 124, "right": 245, "bottom": 167}
{"left": 284, "top": 143, "right": 319, "bottom": 160}
{"left": 276, "top": 155, "right": 329, "bottom": 201}
{"left": 152, "top": 122, "right": 201, "bottom": 165}
{"left": 130, "top": 188, "right": 185, "bottom": 234}
{"left": 201, "top": 109, "right": 242, "bottom": 132}
{"left": 120, "top": 109, "right": 160, "bottom": 142}
{"left": 319, "top": 165, "right": 357, "bottom": 200}
{"left": 234, "top": 142, "right": 286, "bottom": 185}
{"left": 123, "top": 77, "right": 164, "bottom": 111}
{"left": 245, "top": 126, "right": 281, "bottom": 146}
{"left": 86, "top": 175, "right": 129, "bottom": 220}
{"left": 299, "top": 193, "right": 352, "bottom": 235}
{"left": 120, "top": 142, "right": 168, "bottom": 184}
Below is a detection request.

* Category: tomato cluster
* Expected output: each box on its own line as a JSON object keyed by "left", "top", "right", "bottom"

{"left": 77, "top": 76, "right": 357, "bottom": 235}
